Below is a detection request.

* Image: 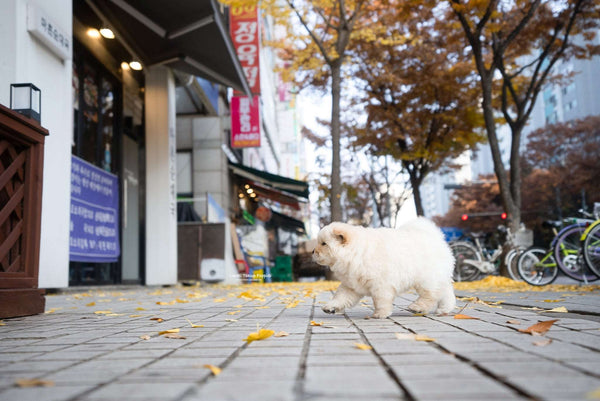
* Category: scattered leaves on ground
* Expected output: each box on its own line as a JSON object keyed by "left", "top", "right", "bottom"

{"left": 545, "top": 306, "right": 568, "bottom": 313}
{"left": 454, "top": 314, "right": 479, "bottom": 320}
{"left": 274, "top": 331, "right": 289, "bottom": 337}
{"left": 185, "top": 319, "right": 204, "bottom": 328}
{"left": 519, "top": 320, "right": 559, "bottom": 336}
{"left": 507, "top": 320, "right": 521, "bottom": 325}
{"left": 533, "top": 338, "right": 553, "bottom": 347}
{"left": 15, "top": 379, "right": 55, "bottom": 388}
{"left": 543, "top": 299, "right": 563, "bottom": 303}
{"left": 310, "top": 321, "right": 323, "bottom": 326}
{"left": 395, "top": 333, "right": 436, "bottom": 342}
{"left": 204, "top": 364, "right": 221, "bottom": 376}
{"left": 150, "top": 317, "right": 164, "bottom": 323}
{"left": 354, "top": 343, "right": 372, "bottom": 350}
{"left": 140, "top": 335, "right": 151, "bottom": 340}
{"left": 86, "top": 302, "right": 96, "bottom": 307}
{"left": 244, "top": 328, "right": 275, "bottom": 343}
{"left": 163, "top": 333, "right": 186, "bottom": 339}
{"left": 93, "top": 310, "right": 112, "bottom": 315}
{"left": 158, "top": 329, "right": 180, "bottom": 335}
{"left": 454, "top": 275, "right": 600, "bottom": 293}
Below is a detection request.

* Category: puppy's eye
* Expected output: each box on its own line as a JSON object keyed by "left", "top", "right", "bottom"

{"left": 321, "top": 242, "right": 327, "bottom": 246}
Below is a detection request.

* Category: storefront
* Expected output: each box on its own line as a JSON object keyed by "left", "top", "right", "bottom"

{"left": 0, "top": 0, "right": 250, "bottom": 288}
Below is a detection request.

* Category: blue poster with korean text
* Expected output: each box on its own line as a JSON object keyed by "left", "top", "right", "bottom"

{"left": 69, "top": 155, "right": 120, "bottom": 262}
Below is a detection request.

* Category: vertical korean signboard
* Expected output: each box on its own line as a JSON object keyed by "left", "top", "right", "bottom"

{"left": 230, "top": 6, "right": 261, "bottom": 148}
{"left": 69, "top": 156, "right": 120, "bottom": 262}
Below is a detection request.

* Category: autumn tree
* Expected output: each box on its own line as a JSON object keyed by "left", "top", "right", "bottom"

{"left": 349, "top": 3, "right": 485, "bottom": 216}
{"left": 448, "top": 0, "right": 600, "bottom": 230}
{"left": 262, "top": 0, "right": 383, "bottom": 222}
{"left": 522, "top": 114, "right": 600, "bottom": 217}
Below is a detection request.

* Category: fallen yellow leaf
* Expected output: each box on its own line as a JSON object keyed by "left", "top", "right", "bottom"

{"left": 244, "top": 328, "right": 275, "bottom": 343}
{"left": 163, "top": 333, "right": 187, "bottom": 339}
{"left": 519, "top": 319, "right": 559, "bottom": 336}
{"left": 274, "top": 331, "right": 289, "bottom": 337}
{"left": 158, "top": 329, "right": 180, "bottom": 335}
{"left": 394, "top": 333, "right": 436, "bottom": 342}
{"left": 286, "top": 300, "right": 300, "bottom": 308}
{"left": 15, "top": 379, "right": 55, "bottom": 388}
{"left": 354, "top": 343, "right": 372, "bottom": 350}
{"left": 86, "top": 302, "right": 96, "bottom": 307}
{"left": 545, "top": 306, "right": 568, "bottom": 313}
{"left": 227, "top": 310, "right": 241, "bottom": 315}
{"left": 533, "top": 338, "right": 553, "bottom": 346}
{"left": 213, "top": 298, "right": 226, "bottom": 303}
{"left": 94, "top": 310, "right": 112, "bottom": 315}
{"left": 507, "top": 320, "right": 521, "bottom": 325}
{"left": 135, "top": 307, "right": 146, "bottom": 311}
{"left": 310, "top": 321, "right": 324, "bottom": 326}
{"left": 140, "top": 335, "right": 151, "bottom": 340}
{"left": 225, "top": 319, "right": 238, "bottom": 322}
{"left": 543, "top": 299, "right": 563, "bottom": 303}
{"left": 586, "top": 387, "right": 600, "bottom": 399}
{"left": 150, "top": 317, "right": 164, "bottom": 322}
{"left": 204, "top": 364, "right": 221, "bottom": 376}
{"left": 129, "top": 314, "right": 143, "bottom": 318}
{"left": 454, "top": 314, "right": 479, "bottom": 320}
{"left": 185, "top": 318, "right": 204, "bottom": 328}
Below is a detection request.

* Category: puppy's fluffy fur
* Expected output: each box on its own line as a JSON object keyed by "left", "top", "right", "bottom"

{"left": 313, "top": 217, "right": 456, "bottom": 318}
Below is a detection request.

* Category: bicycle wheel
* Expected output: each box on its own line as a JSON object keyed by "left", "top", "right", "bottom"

{"left": 583, "top": 223, "right": 600, "bottom": 276}
{"left": 450, "top": 241, "right": 481, "bottom": 282}
{"left": 504, "top": 247, "right": 524, "bottom": 281}
{"left": 554, "top": 225, "right": 598, "bottom": 282}
{"left": 517, "top": 247, "right": 559, "bottom": 286}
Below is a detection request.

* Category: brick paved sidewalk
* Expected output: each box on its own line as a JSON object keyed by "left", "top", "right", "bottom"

{"left": 1, "top": 282, "right": 600, "bottom": 401}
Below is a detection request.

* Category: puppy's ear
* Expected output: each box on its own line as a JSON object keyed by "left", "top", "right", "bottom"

{"left": 331, "top": 225, "right": 351, "bottom": 245}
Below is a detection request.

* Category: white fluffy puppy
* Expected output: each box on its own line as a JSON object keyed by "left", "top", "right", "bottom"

{"left": 313, "top": 217, "right": 456, "bottom": 318}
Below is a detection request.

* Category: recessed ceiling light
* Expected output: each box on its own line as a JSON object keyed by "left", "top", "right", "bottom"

{"left": 129, "top": 61, "right": 143, "bottom": 71}
{"left": 86, "top": 28, "right": 101, "bottom": 38}
{"left": 99, "top": 28, "right": 115, "bottom": 39}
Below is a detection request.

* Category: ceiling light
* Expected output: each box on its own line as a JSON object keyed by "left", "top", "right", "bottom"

{"left": 129, "top": 61, "right": 143, "bottom": 71}
{"left": 86, "top": 28, "right": 101, "bottom": 39}
{"left": 99, "top": 28, "right": 115, "bottom": 39}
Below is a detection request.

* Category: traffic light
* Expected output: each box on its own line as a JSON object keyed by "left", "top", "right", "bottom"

{"left": 461, "top": 214, "right": 469, "bottom": 221}
{"left": 501, "top": 212, "right": 507, "bottom": 220}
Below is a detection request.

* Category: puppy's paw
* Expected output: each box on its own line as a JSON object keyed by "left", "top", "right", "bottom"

{"left": 408, "top": 302, "right": 431, "bottom": 314}
{"left": 322, "top": 304, "right": 343, "bottom": 314}
{"left": 370, "top": 310, "right": 391, "bottom": 319}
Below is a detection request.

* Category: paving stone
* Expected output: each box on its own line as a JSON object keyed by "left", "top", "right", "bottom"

{"left": 82, "top": 382, "right": 193, "bottom": 400}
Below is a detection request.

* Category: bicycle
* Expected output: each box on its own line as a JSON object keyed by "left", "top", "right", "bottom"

{"left": 581, "top": 203, "right": 600, "bottom": 276}
{"left": 517, "top": 218, "right": 598, "bottom": 286}
{"left": 450, "top": 225, "right": 525, "bottom": 282}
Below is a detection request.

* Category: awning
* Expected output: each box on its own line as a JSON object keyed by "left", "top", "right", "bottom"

{"left": 267, "top": 211, "right": 306, "bottom": 234}
{"left": 86, "top": 0, "right": 250, "bottom": 94}
{"left": 229, "top": 162, "right": 309, "bottom": 199}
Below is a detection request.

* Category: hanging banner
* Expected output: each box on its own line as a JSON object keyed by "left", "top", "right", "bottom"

{"left": 69, "top": 155, "right": 120, "bottom": 262}
{"left": 231, "top": 95, "right": 261, "bottom": 148}
{"left": 230, "top": 6, "right": 261, "bottom": 95}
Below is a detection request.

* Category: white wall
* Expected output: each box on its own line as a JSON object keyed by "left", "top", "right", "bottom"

{"left": 145, "top": 66, "right": 178, "bottom": 285}
{"left": 0, "top": 0, "right": 72, "bottom": 288}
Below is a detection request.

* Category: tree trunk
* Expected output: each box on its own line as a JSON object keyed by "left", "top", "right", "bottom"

{"left": 480, "top": 74, "right": 521, "bottom": 231}
{"left": 408, "top": 172, "right": 424, "bottom": 217}
{"left": 330, "top": 62, "right": 343, "bottom": 222}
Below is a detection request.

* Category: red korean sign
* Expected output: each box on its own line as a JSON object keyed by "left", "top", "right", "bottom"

{"left": 230, "top": 6, "right": 260, "bottom": 94}
{"left": 231, "top": 96, "right": 260, "bottom": 148}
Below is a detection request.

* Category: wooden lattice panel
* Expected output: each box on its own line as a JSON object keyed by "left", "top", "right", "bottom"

{"left": 0, "top": 139, "right": 26, "bottom": 274}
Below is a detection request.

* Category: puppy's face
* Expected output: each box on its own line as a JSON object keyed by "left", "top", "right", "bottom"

{"left": 312, "top": 223, "right": 350, "bottom": 267}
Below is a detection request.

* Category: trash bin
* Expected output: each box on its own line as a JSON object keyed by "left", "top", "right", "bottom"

{"left": 272, "top": 255, "right": 293, "bottom": 282}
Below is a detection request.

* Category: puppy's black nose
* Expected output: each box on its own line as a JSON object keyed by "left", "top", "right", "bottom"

{"left": 312, "top": 249, "right": 315, "bottom": 254}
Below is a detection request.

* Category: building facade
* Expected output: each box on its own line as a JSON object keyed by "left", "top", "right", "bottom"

{"left": 0, "top": 0, "right": 253, "bottom": 288}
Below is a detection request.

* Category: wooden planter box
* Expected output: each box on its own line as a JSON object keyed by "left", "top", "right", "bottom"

{"left": 0, "top": 105, "right": 48, "bottom": 318}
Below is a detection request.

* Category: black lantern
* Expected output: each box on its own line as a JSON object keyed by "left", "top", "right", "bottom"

{"left": 10, "top": 83, "right": 41, "bottom": 123}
